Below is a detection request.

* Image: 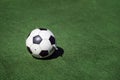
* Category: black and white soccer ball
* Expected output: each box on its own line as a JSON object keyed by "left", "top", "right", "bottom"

{"left": 26, "top": 28, "right": 57, "bottom": 58}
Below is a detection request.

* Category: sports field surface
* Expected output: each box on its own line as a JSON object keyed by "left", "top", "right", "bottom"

{"left": 0, "top": 0, "right": 120, "bottom": 80}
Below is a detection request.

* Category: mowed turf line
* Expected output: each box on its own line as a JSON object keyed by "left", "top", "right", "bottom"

{"left": 0, "top": 0, "right": 120, "bottom": 80}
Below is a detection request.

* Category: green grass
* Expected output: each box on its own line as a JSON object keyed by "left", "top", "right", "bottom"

{"left": 0, "top": 0, "right": 120, "bottom": 80}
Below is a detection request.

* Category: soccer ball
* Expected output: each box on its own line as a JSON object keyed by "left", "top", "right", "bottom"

{"left": 26, "top": 28, "right": 57, "bottom": 58}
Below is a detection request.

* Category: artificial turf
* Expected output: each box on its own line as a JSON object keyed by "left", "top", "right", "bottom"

{"left": 0, "top": 0, "right": 120, "bottom": 80}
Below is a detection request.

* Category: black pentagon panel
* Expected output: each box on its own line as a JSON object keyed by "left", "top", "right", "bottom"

{"left": 27, "top": 46, "right": 32, "bottom": 54}
{"left": 39, "top": 50, "right": 49, "bottom": 57}
{"left": 33, "top": 35, "right": 42, "bottom": 44}
{"left": 39, "top": 28, "right": 47, "bottom": 30}
{"left": 49, "top": 36, "right": 55, "bottom": 45}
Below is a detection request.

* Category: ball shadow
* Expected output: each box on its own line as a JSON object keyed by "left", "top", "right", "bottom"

{"left": 33, "top": 46, "right": 64, "bottom": 60}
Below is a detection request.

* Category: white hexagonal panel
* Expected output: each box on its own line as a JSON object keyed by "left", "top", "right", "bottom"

{"left": 30, "top": 29, "right": 41, "bottom": 37}
{"left": 40, "top": 40, "right": 53, "bottom": 51}
{"left": 30, "top": 44, "right": 41, "bottom": 55}
{"left": 39, "top": 31, "right": 52, "bottom": 40}
{"left": 26, "top": 36, "right": 33, "bottom": 47}
{"left": 47, "top": 29, "right": 54, "bottom": 37}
